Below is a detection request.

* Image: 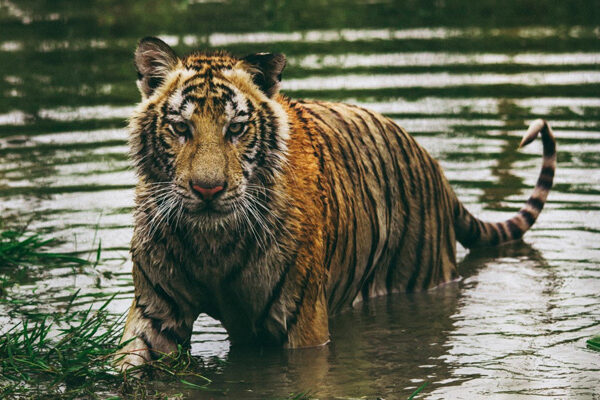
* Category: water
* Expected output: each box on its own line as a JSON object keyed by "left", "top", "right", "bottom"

{"left": 1, "top": 1, "right": 599, "bottom": 398}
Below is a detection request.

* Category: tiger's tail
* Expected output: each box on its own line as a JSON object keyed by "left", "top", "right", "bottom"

{"left": 454, "top": 119, "right": 556, "bottom": 248}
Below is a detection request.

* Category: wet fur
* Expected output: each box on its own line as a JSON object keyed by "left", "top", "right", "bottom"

{"left": 117, "top": 38, "right": 556, "bottom": 370}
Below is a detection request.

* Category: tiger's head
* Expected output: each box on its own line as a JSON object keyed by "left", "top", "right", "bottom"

{"left": 129, "top": 37, "right": 289, "bottom": 228}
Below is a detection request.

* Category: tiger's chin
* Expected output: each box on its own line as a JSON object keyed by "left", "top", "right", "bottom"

{"left": 189, "top": 203, "right": 233, "bottom": 216}
{"left": 183, "top": 201, "right": 239, "bottom": 227}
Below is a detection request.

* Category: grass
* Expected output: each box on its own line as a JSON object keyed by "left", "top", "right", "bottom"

{"left": 1, "top": 295, "right": 125, "bottom": 398}
{"left": 0, "top": 228, "right": 88, "bottom": 268}
{"left": 587, "top": 336, "right": 600, "bottom": 352}
{"left": 0, "top": 292, "right": 216, "bottom": 399}
{"left": 0, "top": 225, "right": 213, "bottom": 399}
{"left": 0, "top": 227, "right": 90, "bottom": 297}
{"left": 408, "top": 382, "right": 429, "bottom": 399}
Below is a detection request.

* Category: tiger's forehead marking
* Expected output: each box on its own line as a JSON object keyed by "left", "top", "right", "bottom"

{"left": 183, "top": 53, "right": 237, "bottom": 72}
{"left": 164, "top": 56, "right": 252, "bottom": 120}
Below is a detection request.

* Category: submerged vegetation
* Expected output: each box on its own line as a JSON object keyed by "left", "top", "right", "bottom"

{"left": 0, "top": 299, "right": 214, "bottom": 399}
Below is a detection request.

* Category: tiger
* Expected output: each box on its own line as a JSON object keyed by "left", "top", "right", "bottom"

{"left": 116, "top": 37, "right": 556, "bottom": 370}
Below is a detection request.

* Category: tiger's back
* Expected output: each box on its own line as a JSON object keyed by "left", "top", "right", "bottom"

{"left": 290, "top": 100, "right": 459, "bottom": 313}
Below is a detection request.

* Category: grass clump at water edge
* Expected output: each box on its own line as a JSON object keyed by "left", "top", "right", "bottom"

{"left": 0, "top": 292, "right": 213, "bottom": 399}
{"left": 0, "top": 225, "right": 212, "bottom": 399}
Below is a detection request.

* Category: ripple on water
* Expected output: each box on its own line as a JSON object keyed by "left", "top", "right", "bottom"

{"left": 0, "top": 7, "right": 599, "bottom": 398}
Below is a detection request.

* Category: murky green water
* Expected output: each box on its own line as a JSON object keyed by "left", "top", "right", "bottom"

{"left": 1, "top": 1, "right": 599, "bottom": 398}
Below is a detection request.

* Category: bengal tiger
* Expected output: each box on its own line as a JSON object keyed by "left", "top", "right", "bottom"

{"left": 116, "top": 37, "right": 556, "bottom": 370}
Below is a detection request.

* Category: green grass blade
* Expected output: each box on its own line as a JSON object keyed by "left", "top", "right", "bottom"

{"left": 408, "top": 382, "right": 429, "bottom": 399}
{"left": 586, "top": 336, "right": 600, "bottom": 352}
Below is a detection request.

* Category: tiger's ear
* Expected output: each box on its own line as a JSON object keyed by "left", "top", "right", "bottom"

{"left": 134, "top": 37, "right": 178, "bottom": 98}
{"left": 242, "top": 53, "right": 286, "bottom": 98}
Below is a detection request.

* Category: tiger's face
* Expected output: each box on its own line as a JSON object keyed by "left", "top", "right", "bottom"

{"left": 129, "top": 37, "right": 288, "bottom": 226}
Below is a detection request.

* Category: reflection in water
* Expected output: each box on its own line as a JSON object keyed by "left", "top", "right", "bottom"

{"left": 282, "top": 71, "right": 600, "bottom": 91}
{"left": 429, "top": 243, "right": 599, "bottom": 399}
{"left": 480, "top": 99, "right": 527, "bottom": 208}
{"left": 0, "top": 0, "right": 599, "bottom": 398}
{"left": 190, "top": 279, "right": 463, "bottom": 399}
{"left": 183, "top": 243, "right": 561, "bottom": 399}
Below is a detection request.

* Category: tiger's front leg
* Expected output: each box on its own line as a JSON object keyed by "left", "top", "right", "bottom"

{"left": 116, "top": 264, "right": 197, "bottom": 372}
{"left": 284, "top": 281, "right": 330, "bottom": 349}
{"left": 270, "top": 246, "right": 331, "bottom": 349}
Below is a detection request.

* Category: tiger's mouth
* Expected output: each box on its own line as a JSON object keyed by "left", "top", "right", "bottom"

{"left": 188, "top": 200, "right": 236, "bottom": 217}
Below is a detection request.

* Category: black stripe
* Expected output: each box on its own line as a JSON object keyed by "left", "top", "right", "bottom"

{"left": 302, "top": 107, "right": 354, "bottom": 309}
{"left": 464, "top": 211, "right": 482, "bottom": 247}
{"left": 181, "top": 84, "right": 200, "bottom": 97}
{"left": 253, "top": 107, "right": 269, "bottom": 168}
{"left": 135, "top": 301, "right": 187, "bottom": 350}
{"left": 355, "top": 111, "right": 396, "bottom": 297}
{"left": 138, "top": 113, "right": 166, "bottom": 179}
{"left": 536, "top": 175, "right": 553, "bottom": 190}
{"left": 335, "top": 137, "right": 359, "bottom": 306}
{"left": 442, "top": 191, "right": 457, "bottom": 273}
{"left": 161, "top": 98, "right": 172, "bottom": 117}
{"left": 506, "top": 219, "right": 523, "bottom": 239}
{"left": 542, "top": 132, "right": 556, "bottom": 154}
{"left": 330, "top": 109, "right": 380, "bottom": 305}
{"left": 362, "top": 111, "right": 396, "bottom": 215}
{"left": 181, "top": 95, "right": 206, "bottom": 110}
{"left": 135, "top": 263, "right": 182, "bottom": 321}
{"left": 385, "top": 125, "right": 414, "bottom": 292}
{"left": 137, "top": 331, "right": 159, "bottom": 360}
{"left": 519, "top": 209, "right": 536, "bottom": 226}
{"left": 138, "top": 331, "right": 153, "bottom": 350}
{"left": 212, "top": 82, "right": 235, "bottom": 98}
{"left": 261, "top": 104, "right": 281, "bottom": 152}
{"left": 292, "top": 104, "right": 339, "bottom": 272}
{"left": 256, "top": 250, "right": 298, "bottom": 327}
{"left": 527, "top": 197, "right": 545, "bottom": 210}
{"left": 417, "top": 155, "right": 436, "bottom": 290}
{"left": 154, "top": 284, "right": 182, "bottom": 320}
{"left": 241, "top": 130, "right": 259, "bottom": 162}
{"left": 149, "top": 317, "right": 186, "bottom": 345}
{"left": 285, "top": 269, "right": 313, "bottom": 331}
{"left": 149, "top": 125, "right": 174, "bottom": 178}
{"left": 344, "top": 111, "right": 384, "bottom": 187}
{"left": 540, "top": 166, "right": 555, "bottom": 178}
{"left": 157, "top": 132, "right": 172, "bottom": 150}
{"left": 421, "top": 157, "right": 443, "bottom": 289}
{"left": 406, "top": 146, "right": 429, "bottom": 292}
{"left": 496, "top": 222, "right": 508, "bottom": 242}
{"left": 489, "top": 224, "right": 500, "bottom": 246}
{"left": 326, "top": 110, "right": 363, "bottom": 307}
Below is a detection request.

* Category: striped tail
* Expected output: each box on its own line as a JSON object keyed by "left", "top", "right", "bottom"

{"left": 455, "top": 119, "right": 557, "bottom": 248}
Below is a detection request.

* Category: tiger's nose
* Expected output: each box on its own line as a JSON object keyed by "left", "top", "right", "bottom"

{"left": 190, "top": 180, "right": 225, "bottom": 200}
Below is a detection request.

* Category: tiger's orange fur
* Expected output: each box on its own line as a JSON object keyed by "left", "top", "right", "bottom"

{"left": 116, "top": 37, "right": 556, "bottom": 371}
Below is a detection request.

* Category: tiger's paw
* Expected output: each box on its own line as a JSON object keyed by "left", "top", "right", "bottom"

{"left": 114, "top": 336, "right": 152, "bottom": 375}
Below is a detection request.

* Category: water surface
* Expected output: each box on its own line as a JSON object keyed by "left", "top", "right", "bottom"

{"left": 0, "top": 1, "right": 599, "bottom": 398}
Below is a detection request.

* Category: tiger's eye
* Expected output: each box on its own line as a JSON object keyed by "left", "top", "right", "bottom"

{"left": 172, "top": 122, "right": 189, "bottom": 136}
{"left": 228, "top": 122, "right": 245, "bottom": 136}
